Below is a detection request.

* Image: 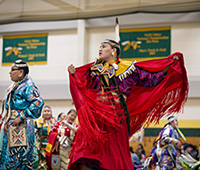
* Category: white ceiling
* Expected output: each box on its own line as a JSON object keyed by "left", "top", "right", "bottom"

{"left": 0, "top": 0, "right": 200, "bottom": 24}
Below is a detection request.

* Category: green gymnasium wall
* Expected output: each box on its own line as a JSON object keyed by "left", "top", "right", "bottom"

{"left": 144, "top": 128, "right": 200, "bottom": 137}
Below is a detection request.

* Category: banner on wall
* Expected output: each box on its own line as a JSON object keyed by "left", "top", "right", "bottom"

{"left": 119, "top": 26, "right": 171, "bottom": 61}
{"left": 2, "top": 33, "right": 48, "bottom": 66}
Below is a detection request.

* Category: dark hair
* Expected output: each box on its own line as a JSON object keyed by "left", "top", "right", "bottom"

{"left": 106, "top": 39, "right": 120, "bottom": 57}
{"left": 184, "top": 144, "right": 199, "bottom": 160}
{"left": 58, "top": 112, "right": 64, "bottom": 118}
{"left": 130, "top": 146, "right": 134, "bottom": 153}
{"left": 184, "top": 143, "right": 196, "bottom": 151}
{"left": 67, "top": 109, "right": 77, "bottom": 115}
{"left": 20, "top": 67, "right": 29, "bottom": 75}
{"left": 14, "top": 60, "right": 29, "bottom": 75}
{"left": 138, "top": 143, "right": 144, "bottom": 149}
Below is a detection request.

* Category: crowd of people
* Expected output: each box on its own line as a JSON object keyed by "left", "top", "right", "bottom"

{"left": 0, "top": 38, "right": 194, "bottom": 170}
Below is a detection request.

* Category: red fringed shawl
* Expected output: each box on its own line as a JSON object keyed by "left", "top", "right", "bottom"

{"left": 128, "top": 52, "right": 188, "bottom": 135}
{"left": 69, "top": 52, "right": 188, "bottom": 153}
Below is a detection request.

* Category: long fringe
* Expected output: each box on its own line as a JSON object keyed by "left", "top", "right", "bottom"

{"left": 129, "top": 71, "right": 188, "bottom": 135}
{"left": 128, "top": 52, "right": 188, "bottom": 136}
{"left": 130, "top": 87, "right": 187, "bottom": 134}
{"left": 70, "top": 78, "right": 124, "bottom": 155}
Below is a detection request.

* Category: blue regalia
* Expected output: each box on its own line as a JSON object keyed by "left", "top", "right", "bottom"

{"left": 0, "top": 75, "right": 44, "bottom": 170}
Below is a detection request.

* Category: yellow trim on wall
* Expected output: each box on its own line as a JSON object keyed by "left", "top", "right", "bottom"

{"left": 3, "top": 33, "right": 48, "bottom": 39}
{"left": 2, "top": 61, "right": 47, "bottom": 66}
{"left": 147, "top": 120, "right": 200, "bottom": 128}
{"left": 124, "top": 57, "right": 167, "bottom": 61}
{"left": 120, "top": 26, "right": 171, "bottom": 33}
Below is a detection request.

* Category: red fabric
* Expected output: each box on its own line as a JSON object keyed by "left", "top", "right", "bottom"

{"left": 52, "top": 121, "right": 71, "bottom": 136}
{"left": 68, "top": 52, "right": 188, "bottom": 170}
{"left": 46, "top": 132, "right": 59, "bottom": 170}
{"left": 69, "top": 64, "right": 132, "bottom": 170}
{"left": 69, "top": 116, "right": 133, "bottom": 170}
{"left": 46, "top": 132, "right": 59, "bottom": 157}
{"left": 69, "top": 62, "right": 122, "bottom": 153}
{"left": 128, "top": 52, "right": 188, "bottom": 135}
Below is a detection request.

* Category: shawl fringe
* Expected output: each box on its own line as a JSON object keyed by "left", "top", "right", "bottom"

{"left": 128, "top": 52, "right": 188, "bottom": 135}
{"left": 70, "top": 71, "right": 124, "bottom": 153}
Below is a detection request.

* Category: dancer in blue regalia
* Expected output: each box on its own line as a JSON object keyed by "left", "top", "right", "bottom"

{"left": 0, "top": 60, "right": 44, "bottom": 170}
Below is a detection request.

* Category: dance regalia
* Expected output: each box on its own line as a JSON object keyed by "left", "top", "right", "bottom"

{"left": 0, "top": 76, "right": 44, "bottom": 170}
{"left": 46, "top": 121, "right": 77, "bottom": 170}
{"left": 145, "top": 124, "right": 183, "bottom": 170}
{"left": 68, "top": 52, "right": 188, "bottom": 170}
{"left": 34, "top": 117, "right": 57, "bottom": 168}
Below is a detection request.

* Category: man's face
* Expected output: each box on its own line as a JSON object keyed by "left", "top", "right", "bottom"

{"left": 170, "top": 119, "right": 178, "bottom": 128}
{"left": 9, "top": 66, "right": 23, "bottom": 82}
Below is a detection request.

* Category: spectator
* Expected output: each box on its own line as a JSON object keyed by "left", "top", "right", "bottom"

{"left": 184, "top": 143, "right": 199, "bottom": 160}
{"left": 130, "top": 146, "right": 140, "bottom": 167}
{"left": 179, "top": 143, "right": 200, "bottom": 170}
{"left": 136, "top": 144, "right": 146, "bottom": 164}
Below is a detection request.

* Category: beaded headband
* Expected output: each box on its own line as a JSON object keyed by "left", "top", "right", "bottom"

{"left": 167, "top": 116, "right": 177, "bottom": 123}
{"left": 102, "top": 40, "right": 120, "bottom": 49}
{"left": 43, "top": 106, "right": 52, "bottom": 110}
{"left": 11, "top": 60, "right": 28, "bottom": 68}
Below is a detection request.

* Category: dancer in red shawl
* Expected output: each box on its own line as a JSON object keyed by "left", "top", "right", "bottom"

{"left": 68, "top": 39, "right": 188, "bottom": 170}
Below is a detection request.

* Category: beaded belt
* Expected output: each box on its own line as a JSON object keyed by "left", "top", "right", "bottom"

{"left": 10, "top": 110, "right": 24, "bottom": 119}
